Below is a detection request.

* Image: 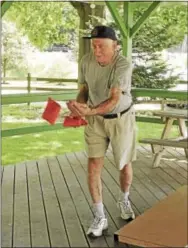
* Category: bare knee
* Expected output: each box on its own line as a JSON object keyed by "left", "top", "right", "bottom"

{"left": 120, "top": 163, "right": 132, "bottom": 174}
{"left": 88, "top": 157, "right": 104, "bottom": 177}
{"left": 120, "top": 163, "right": 132, "bottom": 186}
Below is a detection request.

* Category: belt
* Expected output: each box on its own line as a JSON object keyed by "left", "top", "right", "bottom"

{"left": 103, "top": 103, "right": 133, "bottom": 119}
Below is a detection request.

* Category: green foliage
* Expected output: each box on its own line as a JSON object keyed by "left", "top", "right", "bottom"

{"left": 1, "top": 20, "right": 32, "bottom": 78}
{"left": 2, "top": 20, "right": 38, "bottom": 78}
{"left": 131, "top": 3, "right": 187, "bottom": 89}
{"left": 108, "top": 3, "right": 187, "bottom": 89}
{"left": 4, "top": 2, "right": 79, "bottom": 50}
{"left": 133, "top": 3, "right": 187, "bottom": 53}
{"left": 132, "top": 52, "right": 180, "bottom": 89}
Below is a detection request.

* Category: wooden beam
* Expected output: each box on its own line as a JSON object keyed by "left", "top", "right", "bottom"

{"left": 76, "top": 1, "right": 105, "bottom": 6}
{"left": 1, "top": 0, "right": 13, "bottom": 17}
{"left": 2, "top": 123, "right": 66, "bottom": 137}
{"left": 2, "top": 88, "right": 187, "bottom": 105}
{"left": 130, "top": 1, "right": 161, "bottom": 37}
{"left": 132, "top": 88, "right": 187, "bottom": 100}
{"left": 2, "top": 91, "right": 78, "bottom": 105}
{"left": 122, "top": 2, "right": 133, "bottom": 58}
{"left": 105, "top": 1, "right": 128, "bottom": 38}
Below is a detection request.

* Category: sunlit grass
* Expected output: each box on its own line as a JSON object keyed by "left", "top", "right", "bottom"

{"left": 2, "top": 121, "right": 179, "bottom": 166}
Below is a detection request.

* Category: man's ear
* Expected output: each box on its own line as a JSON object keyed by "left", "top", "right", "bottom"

{"left": 113, "top": 41, "right": 118, "bottom": 50}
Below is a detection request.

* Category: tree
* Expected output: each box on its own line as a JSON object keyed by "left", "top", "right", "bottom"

{"left": 2, "top": 20, "right": 35, "bottom": 80}
{"left": 132, "top": 3, "right": 187, "bottom": 53}
{"left": 107, "top": 3, "right": 187, "bottom": 89}
{"left": 70, "top": 2, "right": 105, "bottom": 63}
{"left": 131, "top": 3, "right": 187, "bottom": 89}
{"left": 4, "top": 2, "right": 79, "bottom": 50}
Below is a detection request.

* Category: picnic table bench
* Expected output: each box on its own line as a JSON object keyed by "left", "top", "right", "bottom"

{"left": 139, "top": 110, "right": 188, "bottom": 167}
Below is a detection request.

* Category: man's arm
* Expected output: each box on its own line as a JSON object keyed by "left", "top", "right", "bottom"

{"left": 76, "top": 84, "right": 89, "bottom": 104}
{"left": 91, "top": 87, "right": 121, "bottom": 115}
{"left": 70, "top": 87, "right": 121, "bottom": 116}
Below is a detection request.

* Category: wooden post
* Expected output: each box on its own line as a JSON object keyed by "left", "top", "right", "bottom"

{"left": 27, "top": 73, "right": 31, "bottom": 106}
{"left": 71, "top": 2, "right": 105, "bottom": 88}
{"left": 122, "top": 2, "right": 133, "bottom": 59}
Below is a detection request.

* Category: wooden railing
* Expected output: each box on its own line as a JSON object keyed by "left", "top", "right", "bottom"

{"left": 2, "top": 74, "right": 187, "bottom": 93}
{"left": 2, "top": 74, "right": 78, "bottom": 93}
{"left": 2, "top": 88, "right": 187, "bottom": 137}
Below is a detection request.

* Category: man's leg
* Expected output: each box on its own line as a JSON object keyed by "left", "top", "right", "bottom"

{"left": 119, "top": 162, "right": 133, "bottom": 200}
{"left": 88, "top": 157, "right": 104, "bottom": 204}
{"left": 118, "top": 162, "right": 135, "bottom": 220}
{"left": 87, "top": 157, "right": 108, "bottom": 236}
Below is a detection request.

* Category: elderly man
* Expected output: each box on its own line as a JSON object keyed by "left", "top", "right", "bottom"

{"left": 67, "top": 25, "right": 137, "bottom": 237}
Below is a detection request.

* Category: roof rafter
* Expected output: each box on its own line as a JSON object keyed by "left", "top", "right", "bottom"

{"left": 1, "top": 0, "right": 14, "bottom": 17}
{"left": 105, "top": 1, "right": 128, "bottom": 38}
{"left": 130, "top": 1, "right": 161, "bottom": 37}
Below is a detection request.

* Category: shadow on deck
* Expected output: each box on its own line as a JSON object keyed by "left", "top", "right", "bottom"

{"left": 2, "top": 145, "right": 187, "bottom": 248}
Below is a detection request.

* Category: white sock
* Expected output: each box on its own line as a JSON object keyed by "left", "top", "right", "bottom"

{"left": 93, "top": 202, "right": 105, "bottom": 218}
{"left": 119, "top": 191, "right": 130, "bottom": 202}
{"left": 123, "top": 192, "right": 130, "bottom": 202}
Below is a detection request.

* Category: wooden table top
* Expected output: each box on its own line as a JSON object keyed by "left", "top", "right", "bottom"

{"left": 153, "top": 110, "right": 188, "bottom": 119}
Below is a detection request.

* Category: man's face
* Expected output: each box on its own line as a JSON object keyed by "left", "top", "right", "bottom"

{"left": 91, "top": 38, "right": 117, "bottom": 65}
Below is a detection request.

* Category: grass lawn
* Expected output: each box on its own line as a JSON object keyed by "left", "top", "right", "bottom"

{"left": 2, "top": 121, "right": 179, "bottom": 166}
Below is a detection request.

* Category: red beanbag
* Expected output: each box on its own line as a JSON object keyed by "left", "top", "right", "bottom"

{"left": 42, "top": 98, "right": 61, "bottom": 125}
{"left": 63, "top": 116, "right": 88, "bottom": 127}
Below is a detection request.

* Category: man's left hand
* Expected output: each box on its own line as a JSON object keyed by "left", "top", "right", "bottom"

{"left": 67, "top": 101, "right": 95, "bottom": 117}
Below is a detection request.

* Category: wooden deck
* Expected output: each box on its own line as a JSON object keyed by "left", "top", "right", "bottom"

{"left": 2, "top": 145, "right": 187, "bottom": 248}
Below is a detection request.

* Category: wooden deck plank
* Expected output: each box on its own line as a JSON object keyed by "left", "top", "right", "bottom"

{"left": 137, "top": 150, "right": 175, "bottom": 195}
{"left": 37, "top": 158, "right": 69, "bottom": 247}
{"left": 2, "top": 145, "right": 187, "bottom": 248}
{"left": 2, "top": 165, "right": 15, "bottom": 248}
{"left": 166, "top": 147, "right": 188, "bottom": 172}
{"left": 66, "top": 152, "right": 126, "bottom": 248}
{"left": 26, "top": 160, "right": 50, "bottom": 247}
{"left": 13, "top": 163, "right": 30, "bottom": 247}
{"left": 48, "top": 156, "right": 88, "bottom": 247}
{"left": 156, "top": 151, "right": 188, "bottom": 179}
{"left": 61, "top": 153, "right": 109, "bottom": 248}
{"left": 133, "top": 166, "right": 167, "bottom": 201}
{"left": 56, "top": 155, "right": 92, "bottom": 247}
{"left": 142, "top": 145, "right": 187, "bottom": 182}
{"left": 138, "top": 146, "right": 182, "bottom": 190}
{"left": 175, "top": 147, "right": 187, "bottom": 156}
{"left": 144, "top": 143, "right": 187, "bottom": 185}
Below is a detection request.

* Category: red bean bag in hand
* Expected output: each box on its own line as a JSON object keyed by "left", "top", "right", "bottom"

{"left": 63, "top": 116, "right": 88, "bottom": 127}
{"left": 42, "top": 98, "right": 61, "bottom": 125}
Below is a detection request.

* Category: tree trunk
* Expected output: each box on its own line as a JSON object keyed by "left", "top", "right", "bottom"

{"left": 71, "top": 2, "right": 105, "bottom": 63}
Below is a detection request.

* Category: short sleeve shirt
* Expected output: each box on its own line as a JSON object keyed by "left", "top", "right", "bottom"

{"left": 78, "top": 52, "right": 132, "bottom": 114}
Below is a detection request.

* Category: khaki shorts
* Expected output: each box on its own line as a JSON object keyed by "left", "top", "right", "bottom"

{"left": 84, "top": 107, "right": 137, "bottom": 170}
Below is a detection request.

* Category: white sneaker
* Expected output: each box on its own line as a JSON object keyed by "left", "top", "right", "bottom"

{"left": 118, "top": 200, "right": 135, "bottom": 220}
{"left": 87, "top": 216, "right": 108, "bottom": 237}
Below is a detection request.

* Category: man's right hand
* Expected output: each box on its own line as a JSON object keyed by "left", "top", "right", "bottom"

{"left": 66, "top": 100, "right": 87, "bottom": 117}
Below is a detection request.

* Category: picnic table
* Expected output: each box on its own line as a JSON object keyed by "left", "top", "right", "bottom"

{"left": 139, "top": 110, "right": 188, "bottom": 168}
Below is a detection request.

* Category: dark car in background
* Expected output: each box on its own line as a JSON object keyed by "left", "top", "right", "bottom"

{"left": 45, "top": 44, "right": 70, "bottom": 52}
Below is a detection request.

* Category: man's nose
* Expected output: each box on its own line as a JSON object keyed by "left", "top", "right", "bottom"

{"left": 94, "top": 47, "right": 101, "bottom": 56}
